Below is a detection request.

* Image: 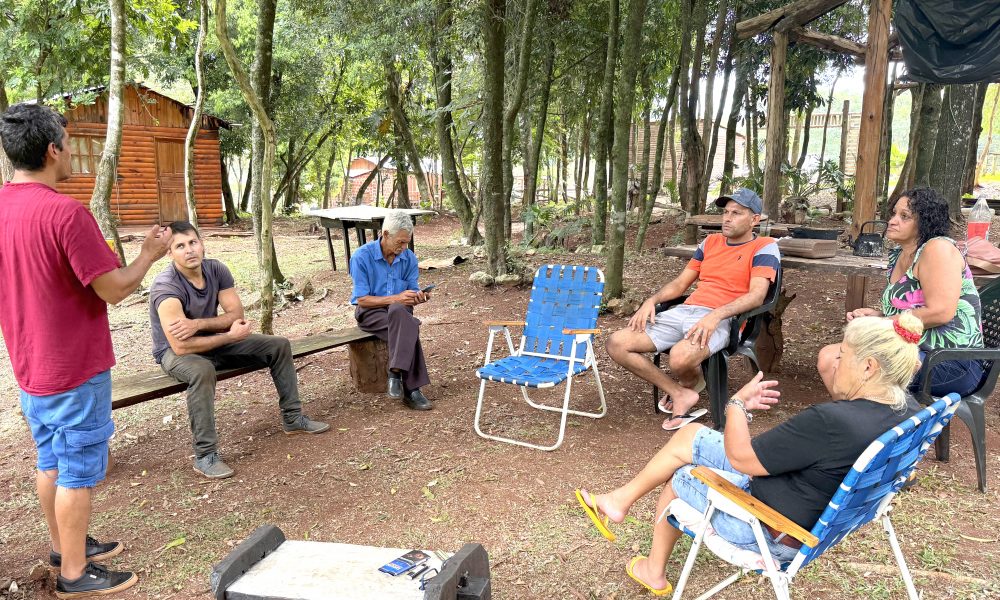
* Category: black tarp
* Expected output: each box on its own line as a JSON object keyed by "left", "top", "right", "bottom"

{"left": 896, "top": 0, "right": 1000, "bottom": 83}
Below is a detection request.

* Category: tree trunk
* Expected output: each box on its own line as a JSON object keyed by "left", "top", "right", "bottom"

{"left": 705, "top": 7, "right": 737, "bottom": 190}
{"left": 678, "top": 0, "right": 709, "bottom": 242}
{"left": 914, "top": 84, "right": 943, "bottom": 187}
{"left": 581, "top": 107, "right": 592, "bottom": 196}
{"left": 522, "top": 38, "right": 556, "bottom": 242}
{"left": 481, "top": 0, "right": 509, "bottom": 275}
{"left": 816, "top": 70, "right": 840, "bottom": 185}
{"left": 385, "top": 60, "right": 431, "bottom": 205}
{"left": 248, "top": 0, "right": 276, "bottom": 273}
{"left": 560, "top": 122, "right": 569, "bottom": 203}
{"left": 796, "top": 103, "right": 814, "bottom": 171}
{"left": 184, "top": 0, "right": 208, "bottom": 228}
{"left": 700, "top": 0, "right": 731, "bottom": 190}
{"left": 221, "top": 157, "right": 238, "bottom": 223}
{"left": 431, "top": 1, "right": 481, "bottom": 243}
{"left": 929, "top": 84, "right": 979, "bottom": 220}
{"left": 216, "top": 0, "right": 276, "bottom": 333}
{"left": 721, "top": 63, "right": 748, "bottom": 195}
{"left": 963, "top": 82, "right": 989, "bottom": 195}
{"left": 789, "top": 110, "right": 803, "bottom": 168}
{"left": 90, "top": 0, "right": 126, "bottom": 266}
{"left": 322, "top": 147, "right": 336, "bottom": 208}
{"left": 591, "top": 0, "right": 619, "bottom": 246}
{"left": 354, "top": 154, "right": 390, "bottom": 205}
{"left": 747, "top": 93, "right": 760, "bottom": 177}
{"left": 605, "top": 0, "right": 649, "bottom": 299}
{"left": 636, "top": 66, "right": 676, "bottom": 251}
{"left": 0, "top": 80, "right": 11, "bottom": 182}
{"left": 501, "top": 0, "right": 540, "bottom": 220}
{"left": 240, "top": 150, "right": 254, "bottom": 212}
{"left": 876, "top": 73, "right": 896, "bottom": 207}
{"left": 636, "top": 78, "right": 652, "bottom": 216}
{"left": 889, "top": 85, "right": 923, "bottom": 204}
{"left": 393, "top": 126, "right": 412, "bottom": 209}
{"left": 975, "top": 84, "right": 999, "bottom": 187}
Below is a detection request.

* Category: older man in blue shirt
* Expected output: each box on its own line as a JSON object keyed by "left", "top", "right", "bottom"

{"left": 350, "top": 210, "right": 433, "bottom": 410}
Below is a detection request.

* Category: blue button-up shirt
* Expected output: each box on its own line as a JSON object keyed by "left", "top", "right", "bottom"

{"left": 349, "top": 239, "right": 419, "bottom": 304}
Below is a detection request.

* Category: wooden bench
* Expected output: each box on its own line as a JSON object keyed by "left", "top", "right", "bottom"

{"left": 111, "top": 327, "right": 383, "bottom": 410}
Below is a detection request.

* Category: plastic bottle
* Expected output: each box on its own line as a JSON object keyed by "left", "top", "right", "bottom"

{"left": 968, "top": 197, "right": 992, "bottom": 242}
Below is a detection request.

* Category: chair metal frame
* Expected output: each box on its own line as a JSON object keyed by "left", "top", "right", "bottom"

{"left": 666, "top": 393, "right": 961, "bottom": 600}
{"left": 474, "top": 264, "right": 607, "bottom": 451}
{"left": 914, "top": 276, "right": 1000, "bottom": 492}
{"left": 652, "top": 268, "right": 782, "bottom": 428}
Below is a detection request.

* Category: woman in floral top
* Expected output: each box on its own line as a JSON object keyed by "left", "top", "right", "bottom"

{"left": 819, "top": 187, "right": 984, "bottom": 396}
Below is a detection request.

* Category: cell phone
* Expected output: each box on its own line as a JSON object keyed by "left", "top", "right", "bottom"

{"left": 378, "top": 549, "right": 430, "bottom": 576}
{"left": 420, "top": 284, "right": 437, "bottom": 293}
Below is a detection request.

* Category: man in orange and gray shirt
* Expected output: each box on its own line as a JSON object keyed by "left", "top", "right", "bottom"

{"left": 607, "top": 188, "right": 780, "bottom": 431}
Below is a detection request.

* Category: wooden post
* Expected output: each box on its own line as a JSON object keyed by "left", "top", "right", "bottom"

{"left": 837, "top": 99, "right": 850, "bottom": 212}
{"left": 763, "top": 30, "right": 788, "bottom": 219}
{"left": 846, "top": 0, "right": 891, "bottom": 313}
{"left": 348, "top": 339, "right": 389, "bottom": 393}
{"left": 851, "top": 0, "right": 891, "bottom": 239}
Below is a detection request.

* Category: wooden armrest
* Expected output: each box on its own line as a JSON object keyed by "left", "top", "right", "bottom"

{"left": 483, "top": 320, "right": 526, "bottom": 327}
{"left": 692, "top": 466, "right": 819, "bottom": 548}
{"left": 562, "top": 328, "right": 600, "bottom": 335}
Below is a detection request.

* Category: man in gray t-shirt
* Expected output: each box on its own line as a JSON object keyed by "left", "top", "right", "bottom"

{"left": 149, "top": 221, "right": 329, "bottom": 479}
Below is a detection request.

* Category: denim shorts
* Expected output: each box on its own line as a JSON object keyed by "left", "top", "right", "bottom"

{"left": 646, "top": 304, "right": 731, "bottom": 354}
{"left": 909, "top": 354, "right": 984, "bottom": 398}
{"left": 671, "top": 427, "right": 801, "bottom": 563}
{"left": 20, "top": 370, "right": 115, "bottom": 489}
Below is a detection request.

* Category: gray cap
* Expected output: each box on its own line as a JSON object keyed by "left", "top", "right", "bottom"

{"left": 715, "top": 188, "right": 763, "bottom": 214}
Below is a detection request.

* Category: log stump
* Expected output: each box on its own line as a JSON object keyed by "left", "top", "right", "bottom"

{"left": 348, "top": 338, "right": 389, "bottom": 393}
{"left": 755, "top": 288, "right": 796, "bottom": 373}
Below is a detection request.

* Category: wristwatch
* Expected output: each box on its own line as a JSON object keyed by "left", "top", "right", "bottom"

{"left": 726, "top": 395, "right": 752, "bottom": 422}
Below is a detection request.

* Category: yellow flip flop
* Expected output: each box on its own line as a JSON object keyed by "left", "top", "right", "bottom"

{"left": 575, "top": 489, "right": 616, "bottom": 542}
{"left": 626, "top": 555, "right": 673, "bottom": 597}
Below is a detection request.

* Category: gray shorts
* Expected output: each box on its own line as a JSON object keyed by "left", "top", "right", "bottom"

{"left": 645, "top": 304, "right": 732, "bottom": 354}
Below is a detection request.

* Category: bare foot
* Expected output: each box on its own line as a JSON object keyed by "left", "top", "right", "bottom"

{"left": 662, "top": 386, "right": 700, "bottom": 430}
{"left": 631, "top": 556, "right": 670, "bottom": 591}
{"left": 579, "top": 488, "right": 628, "bottom": 523}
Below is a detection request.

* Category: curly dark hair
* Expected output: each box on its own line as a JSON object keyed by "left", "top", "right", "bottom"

{"left": 891, "top": 187, "right": 950, "bottom": 246}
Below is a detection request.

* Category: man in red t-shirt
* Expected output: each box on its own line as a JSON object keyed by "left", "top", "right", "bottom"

{"left": 606, "top": 189, "right": 780, "bottom": 431}
{"left": 0, "top": 103, "right": 171, "bottom": 598}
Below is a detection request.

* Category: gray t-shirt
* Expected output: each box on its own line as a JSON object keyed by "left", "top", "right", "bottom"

{"left": 149, "top": 259, "right": 235, "bottom": 363}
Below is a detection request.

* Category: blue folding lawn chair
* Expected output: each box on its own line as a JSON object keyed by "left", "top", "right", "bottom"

{"left": 664, "top": 393, "right": 961, "bottom": 600}
{"left": 473, "top": 264, "right": 607, "bottom": 451}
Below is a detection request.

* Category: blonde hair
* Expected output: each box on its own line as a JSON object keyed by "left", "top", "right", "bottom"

{"left": 842, "top": 313, "right": 924, "bottom": 409}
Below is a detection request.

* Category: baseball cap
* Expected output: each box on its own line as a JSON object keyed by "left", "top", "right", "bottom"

{"left": 715, "top": 188, "right": 763, "bottom": 214}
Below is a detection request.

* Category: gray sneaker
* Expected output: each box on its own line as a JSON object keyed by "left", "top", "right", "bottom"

{"left": 193, "top": 452, "right": 234, "bottom": 479}
{"left": 283, "top": 415, "right": 330, "bottom": 435}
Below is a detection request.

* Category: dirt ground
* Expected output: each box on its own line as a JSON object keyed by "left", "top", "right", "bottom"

{"left": 1, "top": 213, "right": 998, "bottom": 600}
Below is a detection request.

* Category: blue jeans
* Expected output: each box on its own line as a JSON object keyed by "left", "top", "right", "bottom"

{"left": 909, "top": 355, "right": 983, "bottom": 398}
{"left": 671, "top": 427, "right": 801, "bottom": 563}
{"left": 20, "top": 371, "right": 115, "bottom": 488}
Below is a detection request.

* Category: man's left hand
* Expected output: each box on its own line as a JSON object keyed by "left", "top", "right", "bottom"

{"left": 684, "top": 313, "right": 721, "bottom": 349}
{"left": 168, "top": 317, "right": 200, "bottom": 341}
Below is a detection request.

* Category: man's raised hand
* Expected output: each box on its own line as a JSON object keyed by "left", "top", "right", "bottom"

{"left": 141, "top": 224, "right": 172, "bottom": 261}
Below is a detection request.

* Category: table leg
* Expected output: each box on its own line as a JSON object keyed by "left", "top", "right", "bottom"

{"left": 324, "top": 227, "right": 337, "bottom": 272}
{"left": 341, "top": 222, "right": 352, "bottom": 271}
{"left": 357, "top": 226, "right": 367, "bottom": 245}
{"left": 846, "top": 275, "right": 868, "bottom": 312}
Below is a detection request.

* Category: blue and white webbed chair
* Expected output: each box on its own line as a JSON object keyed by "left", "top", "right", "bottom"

{"left": 473, "top": 264, "right": 607, "bottom": 451}
{"left": 665, "top": 393, "right": 961, "bottom": 600}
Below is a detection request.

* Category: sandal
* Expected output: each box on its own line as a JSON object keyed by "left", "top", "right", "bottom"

{"left": 662, "top": 408, "right": 708, "bottom": 431}
{"left": 626, "top": 556, "right": 673, "bottom": 596}
{"left": 575, "top": 489, "right": 616, "bottom": 542}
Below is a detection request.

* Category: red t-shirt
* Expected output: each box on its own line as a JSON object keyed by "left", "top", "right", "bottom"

{"left": 0, "top": 182, "right": 121, "bottom": 395}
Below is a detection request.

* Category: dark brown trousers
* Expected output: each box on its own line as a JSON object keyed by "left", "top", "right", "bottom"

{"left": 355, "top": 303, "right": 430, "bottom": 391}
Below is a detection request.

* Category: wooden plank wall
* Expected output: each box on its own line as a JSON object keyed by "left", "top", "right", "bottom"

{"left": 55, "top": 86, "right": 224, "bottom": 226}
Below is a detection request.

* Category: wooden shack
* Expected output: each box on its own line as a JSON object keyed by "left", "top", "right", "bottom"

{"left": 54, "top": 84, "right": 229, "bottom": 226}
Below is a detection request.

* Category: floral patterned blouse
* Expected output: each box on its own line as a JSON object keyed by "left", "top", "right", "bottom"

{"left": 882, "top": 236, "right": 984, "bottom": 352}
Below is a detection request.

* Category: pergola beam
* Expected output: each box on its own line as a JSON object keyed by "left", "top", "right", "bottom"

{"left": 789, "top": 27, "right": 866, "bottom": 59}
{"left": 737, "top": 0, "right": 849, "bottom": 39}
